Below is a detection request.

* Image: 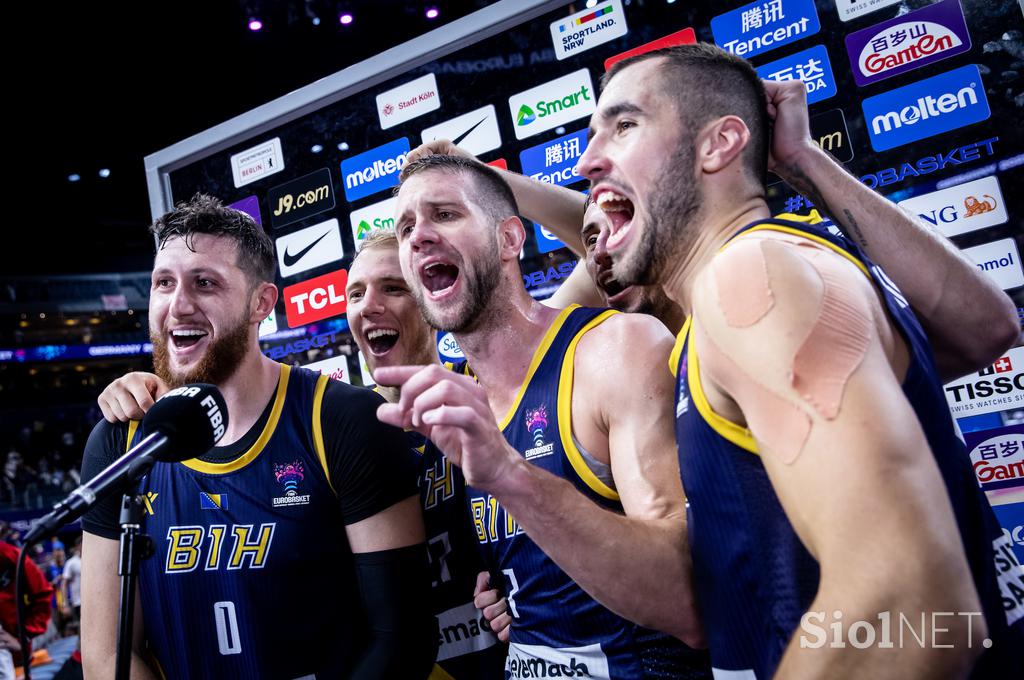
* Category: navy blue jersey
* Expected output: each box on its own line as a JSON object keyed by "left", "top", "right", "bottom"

{"left": 130, "top": 366, "right": 380, "bottom": 679}
{"left": 462, "top": 305, "right": 710, "bottom": 680}
{"left": 405, "top": 429, "right": 505, "bottom": 679}
{"left": 672, "top": 216, "right": 1024, "bottom": 679}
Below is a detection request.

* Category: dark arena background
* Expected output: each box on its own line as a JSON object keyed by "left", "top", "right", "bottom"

{"left": 2, "top": 0, "right": 1023, "bottom": 677}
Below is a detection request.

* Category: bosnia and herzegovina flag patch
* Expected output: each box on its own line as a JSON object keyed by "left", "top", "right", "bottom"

{"left": 199, "top": 492, "right": 227, "bottom": 510}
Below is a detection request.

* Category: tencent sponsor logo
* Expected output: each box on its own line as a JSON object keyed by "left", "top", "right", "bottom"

{"left": 712, "top": 0, "right": 820, "bottom": 59}
{"left": 836, "top": 0, "right": 902, "bottom": 23}
{"left": 376, "top": 73, "right": 440, "bottom": 130}
{"left": 230, "top": 137, "right": 284, "bottom": 188}
{"left": 267, "top": 168, "right": 335, "bottom": 229}
{"left": 862, "top": 65, "right": 989, "bottom": 152}
{"left": 420, "top": 105, "right": 501, "bottom": 156}
{"left": 274, "top": 219, "right": 345, "bottom": 278}
{"left": 605, "top": 27, "right": 696, "bottom": 70}
{"left": 508, "top": 69, "right": 596, "bottom": 140}
{"left": 550, "top": 0, "right": 628, "bottom": 61}
{"left": 340, "top": 138, "right": 410, "bottom": 201}
{"left": 349, "top": 196, "right": 398, "bottom": 248}
{"left": 519, "top": 128, "right": 588, "bottom": 187}
{"left": 303, "top": 355, "right": 351, "bottom": 384}
{"left": 859, "top": 137, "right": 997, "bottom": 189}
{"left": 963, "top": 239, "right": 1024, "bottom": 292}
{"left": 756, "top": 45, "right": 836, "bottom": 105}
{"left": 897, "top": 176, "right": 1007, "bottom": 238}
{"left": 845, "top": 0, "right": 970, "bottom": 87}
{"left": 283, "top": 270, "right": 348, "bottom": 327}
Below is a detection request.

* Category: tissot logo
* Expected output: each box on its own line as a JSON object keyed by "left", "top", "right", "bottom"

{"left": 897, "top": 175, "right": 1007, "bottom": 238}
{"left": 283, "top": 270, "right": 348, "bottom": 327}
{"left": 274, "top": 219, "right": 345, "bottom": 278}
{"left": 845, "top": 0, "right": 970, "bottom": 87}
{"left": 861, "top": 65, "right": 990, "bottom": 152}
{"left": 376, "top": 74, "right": 441, "bottom": 130}
{"left": 508, "top": 69, "right": 596, "bottom": 140}
{"left": 420, "top": 105, "right": 502, "bottom": 156}
{"left": 267, "top": 168, "right": 336, "bottom": 229}
{"left": 712, "top": 0, "right": 820, "bottom": 59}
{"left": 340, "top": 138, "right": 410, "bottom": 201}
{"left": 835, "top": 0, "right": 901, "bottom": 23}
{"left": 944, "top": 347, "right": 1024, "bottom": 417}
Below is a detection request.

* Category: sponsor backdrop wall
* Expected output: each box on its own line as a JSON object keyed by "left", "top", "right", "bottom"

{"left": 147, "top": 0, "right": 1024, "bottom": 541}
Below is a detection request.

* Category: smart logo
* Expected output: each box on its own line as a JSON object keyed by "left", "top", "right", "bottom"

{"left": 845, "top": 0, "right": 970, "bottom": 87}
{"left": 712, "top": 0, "right": 820, "bottom": 59}
{"left": 508, "top": 69, "right": 596, "bottom": 140}
{"left": 349, "top": 196, "right": 398, "bottom": 248}
{"left": 756, "top": 45, "right": 836, "bottom": 105}
{"left": 862, "top": 65, "right": 990, "bottom": 152}
{"left": 519, "top": 128, "right": 588, "bottom": 187}
{"left": 340, "top": 138, "right": 410, "bottom": 201}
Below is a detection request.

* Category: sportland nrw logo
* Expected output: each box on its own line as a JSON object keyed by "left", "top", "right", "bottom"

{"left": 845, "top": 0, "right": 970, "bottom": 87}
{"left": 508, "top": 69, "right": 596, "bottom": 140}
{"left": 861, "top": 65, "right": 990, "bottom": 151}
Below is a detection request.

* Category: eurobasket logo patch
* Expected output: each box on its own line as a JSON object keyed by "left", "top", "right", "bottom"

{"left": 861, "top": 65, "right": 990, "bottom": 152}
{"left": 200, "top": 492, "right": 227, "bottom": 510}
{"left": 845, "top": 0, "right": 970, "bottom": 87}
{"left": 273, "top": 461, "right": 311, "bottom": 507}
{"left": 550, "top": 0, "right": 628, "bottom": 61}
{"left": 524, "top": 405, "right": 554, "bottom": 460}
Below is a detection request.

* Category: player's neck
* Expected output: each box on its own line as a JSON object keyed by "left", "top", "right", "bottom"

{"left": 214, "top": 349, "right": 282, "bottom": 446}
{"left": 454, "top": 283, "right": 558, "bottom": 421}
{"left": 662, "top": 195, "right": 770, "bottom": 316}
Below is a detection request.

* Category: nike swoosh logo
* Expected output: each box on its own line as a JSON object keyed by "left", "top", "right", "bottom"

{"left": 452, "top": 117, "right": 488, "bottom": 146}
{"left": 283, "top": 231, "right": 330, "bottom": 267}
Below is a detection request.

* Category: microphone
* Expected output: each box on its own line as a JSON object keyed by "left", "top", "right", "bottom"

{"left": 23, "top": 383, "right": 228, "bottom": 544}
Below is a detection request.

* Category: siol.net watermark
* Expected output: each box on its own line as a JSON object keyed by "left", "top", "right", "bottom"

{"left": 799, "top": 610, "right": 991, "bottom": 649}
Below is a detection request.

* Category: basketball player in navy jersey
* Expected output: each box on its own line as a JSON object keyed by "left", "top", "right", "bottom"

{"left": 345, "top": 231, "right": 506, "bottom": 679}
{"left": 80, "top": 195, "right": 437, "bottom": 679}
{"left": 377, "top": 154, "right": 711, "bottom": 679}
{"left": 574, "top": 43, "right": 1023, "bottom": 678}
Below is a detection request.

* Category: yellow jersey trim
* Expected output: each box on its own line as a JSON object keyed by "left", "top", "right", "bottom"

{"left": 497, "top": 304, "right": 579, "bottom": 431}
{"left": 125, "top": 420, "right": 140, "bottom": 452}
{"left": 669, "top": 317, "right": 691, "bottom": 379}
{"left": 738, "top": 223, "right": 870, "bottom": 279}
{"left": 686, "top": 319, "right": 760, "bottom": 456}
{"left": 311, "top": 373, "right": 337, "bottom": 495}
{"left": 428, "top": 664, "right": 457, "bottom": 680}
{"left": 557, "top": 309, "right": 621, "bottom": 501}
{"left": 180, "top": 364, "right": 290, "bottom": 474}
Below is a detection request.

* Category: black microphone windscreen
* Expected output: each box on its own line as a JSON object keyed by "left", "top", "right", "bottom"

{"left": 141, "top": 383, "right": 228, "bottom": 462}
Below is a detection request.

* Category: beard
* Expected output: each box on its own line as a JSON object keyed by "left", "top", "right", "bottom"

{"left": 151, "top": 312, "right": 251, "bottom": 389}
{"left": 412, "top": 232, "right": 501, "bottom": 334}
{"left": 615, "top": 135, "right": 703, "bottom": 288}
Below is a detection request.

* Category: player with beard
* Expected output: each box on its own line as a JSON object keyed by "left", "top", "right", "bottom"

{"left": 576, "top": 44, "right": 1022, "bottom": 678}
{"left": 376, "top": 154, "right": 711, "bottom": 680}
{"left": 345, "top": 231, "right": 506, "bottom": 678}
{"left": 80, "top": 195, "right": 437, "bottom": 679}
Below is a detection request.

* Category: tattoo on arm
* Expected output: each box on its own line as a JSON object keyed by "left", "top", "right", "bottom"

{"left": 780, "top": 161, "right": 868, "bottom": 248}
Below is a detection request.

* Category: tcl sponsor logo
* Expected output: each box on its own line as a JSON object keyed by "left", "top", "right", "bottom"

{"left": 303, "top": 355, "right": 350, "bottom": 384}
{"left": 845, "top": 0, "right": 970, "bottom": 87}
{"left": 283, "top": 270, "right": 348, "bottom": 328}
{"left": 945, "top": 347, "right": 1024, "bottom": 417}
{"left": 376, "top": 74, "right": 441, "bottom": 130}
{"left": 604, "top": 27, "right": 695, "bottom": 70}
{"left": 897, "top": 175, "right": 1007, "bottom": 238}
{"left": 964, "top": 239, "right": 1024, "bottom": 291}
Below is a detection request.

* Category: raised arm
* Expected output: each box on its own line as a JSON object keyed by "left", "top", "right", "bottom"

{"left": 693, "top": 236, "right": 983, "bottom": 678}
{"left": 766, "top": 79, "right": 1018, "bottom": 381}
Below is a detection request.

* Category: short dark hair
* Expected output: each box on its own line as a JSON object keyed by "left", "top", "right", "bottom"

{"left": 602, "top": 43, "right": 769, "bottom": 186}
{"left": 398, "top": 155, "right": 519, "bottom": 222}
{"left": 151, "top": 194, "right": 276, "bottom": 284}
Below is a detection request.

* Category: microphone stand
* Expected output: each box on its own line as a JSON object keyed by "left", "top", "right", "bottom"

{"left": 115, "top": 490, "right": 154, "bottom": 680}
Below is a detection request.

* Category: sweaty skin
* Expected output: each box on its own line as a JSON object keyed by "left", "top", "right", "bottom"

{"left": 711, "top": 239, "right": 773, "bottom": 328}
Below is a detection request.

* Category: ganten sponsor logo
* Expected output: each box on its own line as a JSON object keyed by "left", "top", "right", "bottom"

{"left": 340, "top": 138, "right": 410, "bottom": 201}
{"left": 845, "top": 0, "right": 971, "bottom": 87}
{"left": 712, "top": 0, "right": 820, "bottom": 59}
{"left": 861, "top": 65, "right": 990, "bottom": 152}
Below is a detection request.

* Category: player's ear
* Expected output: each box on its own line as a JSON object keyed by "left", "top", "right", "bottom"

{"left": 498, "top": 216, "right": 526, "bottom": 262}
{"left": 251, "top": 281, "right": 278, "bottom": 324}
{"left": 698, "top": 115, "right": 750, "bottom": 174}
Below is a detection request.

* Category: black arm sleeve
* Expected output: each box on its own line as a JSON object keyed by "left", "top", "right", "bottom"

{"left": 79, "top": 419, "right": 134, "bottom": 540}
{"left": 320, "top": 381, "right": 419, "bottom": 524}
{"left": 350, "top": 544, "right": 439, "bottom": 679}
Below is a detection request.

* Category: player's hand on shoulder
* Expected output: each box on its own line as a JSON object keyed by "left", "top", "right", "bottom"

{"left": 374, "top": 364, "right": 520, "bottom": 489}
{"left": 474, "top": 571, "right": 511, "bottom": 643}
{"left": 97, "top": 372, "right": 168, "bottom": 423}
